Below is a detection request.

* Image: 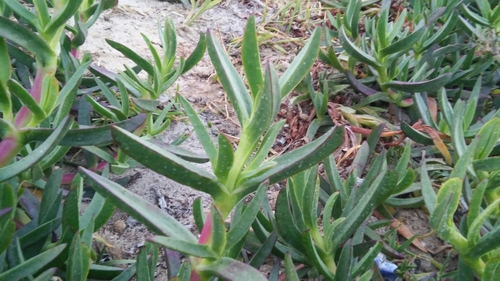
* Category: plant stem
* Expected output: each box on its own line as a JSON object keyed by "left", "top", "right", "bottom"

{"left": 0, "top": 134, "right": 21, "bottom": 167}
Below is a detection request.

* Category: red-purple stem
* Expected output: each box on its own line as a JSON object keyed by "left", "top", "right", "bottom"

{"left": 0, "top": 135, "right": 21, "bottom": 167}
{"left": 14, "top": 68, "right": 44, "bottom": 128}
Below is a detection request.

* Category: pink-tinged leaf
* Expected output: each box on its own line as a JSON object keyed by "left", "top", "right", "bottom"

{"left": 198, "top": 214, "right": 212, "bottom": 245}
{"left": 196, "top": 257, "right": 267, "bottom": 281}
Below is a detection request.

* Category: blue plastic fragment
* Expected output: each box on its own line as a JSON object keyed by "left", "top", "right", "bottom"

{"left": 374, "top": 253, "right": 398, "bottom": 281}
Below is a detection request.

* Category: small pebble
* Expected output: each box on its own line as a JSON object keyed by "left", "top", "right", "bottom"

{"left": 114, "top": 220, "right": 126, "bottom": 234}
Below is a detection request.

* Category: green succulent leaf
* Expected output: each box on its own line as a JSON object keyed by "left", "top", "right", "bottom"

{"left": 0, "top": 16, "right": 55, "bottom": 68}
{"left": 226, "top": 183, "right": 266, "bottom": 251}
{"left": 383, "top": 73, "right": 451, "bottom": 93}
{"left": 430, "top": 178, "right": 465, "bottom": 243}
{"left": 380, "top": 23, "right": 426, "bottom": 56}
{"left": 474, "top": 118, "right": 500, "bottom": 160}
{"left": 66, "top": 233, "right": 91, "bottom": 281}
{"left": 0, "top": 244, "right": 66, "bottom": 281}
{"left": 420, "top": 159, "right": 437, "bottom": 214}
{"left": 334, "top": 239, "right": 353, "bottom": 281}
{"left": 302, "top": 230, "right": 335, "bottom": 279}
{"left": 332, "top": 170, "right": 397, "bottom": 247}
{"left": 0, "top": 116, "right": 72, "bottom": 182}
{"left": 275, "top": 188, "right": 306, "bottom": 253}
{"left": 466, "top": 215, "right": 500, "bottom": 259}
{"left": 149, "top": 236, "right": 217, "bottom": 258}
{"left": 207, "top": 30, "right": 252, "bottom": 126}
{"left": 249, "top": 232, "right": 278, "bottom": 269}
{"left": 484, "top": 259, "right": 500, "bottom": 281}
{"left": 20, "top": 114, "right": 146, "bottom": 146}
{"left": 284, "top": 252, "right": 300, "bottom": 281}
{"left": 339, "top": 26, "right": 381, "bottom": 68}
{"left": 183, "top": 33, "right": 207, "bottom": 74}
{"left": 44, "top": 0, "right": 84, "bottom": 37}
{"left": 280, "top": 27, "right": 321, "bottom": 97}
{"left": 242, "top": 15, "right": 263, "bottom": 98}
{"left": 240, "top": 126, "right": 344, "bottom": 191}
{"left": 111, "top": 126, "right": 224, "bottom": 198}
{"left": 106, "top": 38, "right": 154, "bottom": 76}
{"left": 79, "top": 167, "right": 197, "bottom": 242}
{"left": 473, "top": 157, "right": 500, "bottom": 172}
{"left": 467, "top": 180, "right": 488, "bottom": 229}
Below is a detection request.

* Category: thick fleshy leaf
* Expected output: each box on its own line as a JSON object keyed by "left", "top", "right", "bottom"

{"left": 301, "top": 231, "right": 335, "bottom": 279}
{"left": 214, "top": 135, "right": 234, "bottom": 184}
{"left": 55, "top": 60, "right": 92, "bottom": 108}
{"left": 239, "top": 126, "right": 344, "bottom": 191}
{"left": 484, "top": 259, "right": 500, "bottom": 281}
{"left": 0, "top": 244, "right": 66, "bottom": 280}
{"left": 67, "top": 233, "right": 91, "bottom": 281}
{"left": 233, "top": 63, "right": 281, "bottom": 173}
{"left": 249, "top": 232, "right": 278, "bottom": 268}
{"left": 420, "top": 159, "right": 437, "bottom": 214}
{"left": 379, "top": 23, "right": 426, "bottom": 56}
{"left": 183, "top": 33, "right": 207, "bottom": 74}
{"left": 474, "top": 118, "right": 500, "bottom": 160}
{"left": 0, "top": 16, "right": 55, "bottom": 68}
{"left": 110, "top": 126, "right": 224, "bottom": 198}
{"left": 192, "top": 197, "right": 206, "bottom": 232}
{"left": 332, "top": 170, "right": 397, "bottom": 246}
{"left": 383, "top": 73, "right": 451, "bottom": 93}
{"left": 352, "top": 241, "right": 383, "bottom": 276}
{"left": 430, "top": 178, "right": 464, "bottom": 240}
{"left": 472, "top": 157, "right": 500, "bottom": 172}
{"left": 131, "top": 98, "right": 160, "bottom": 112}
{"left": 20, "top": 114, "right": 146, "bottom": 146}
{"left": 79, "top": 167, "right": 197, "bottom": 242}
{"left": 196, "top": 257, "right": 267, "bottom": 281}
{"left": 149, "top": 236, "right": 216, "bottom": 258}
{"left": 467, "top": 180, "right": 488, "bottom": 229}
{"left": 280, "top": 27, "right": 321, "bottom": 97}
{"left": 284, "top": 252, "right": 300, "bottom": 281}
{"left": 225, "top": 183, "right": 266, "bottom": 250}
{"left": 206, "top": 206, "right": 225, "bottom": 257}
{"left": 466, "top": 217, "right": 500, "bottom": 258}
{"left": 177, "top": 94, "right": 217, "bottom": 163}
{"left": 339, "top": 26, "right": 381, "bottom": 68}
{"left": 242, "top": 15, "right": 263, "bottom": 98}
{"left": 423, "top": 12, "right": 459, "bottom": 50}
{"left": 345, "top": 70, "right": 378, "bottom": 96}
{"left": 0, "top": 116, "right": 72, "bottom": 182}
{"left": 149, "top": 140, "right": 209, "bottom": 163}
{"left": 334, "top": 239, "right": 353, "bottom": 281}
{"left": 467, "top": 199, "right": 500, "bottom": 249}
{"left": 106, "top": 39, "right": 154, "bottom": 75}
{"left": 207, "top": 30, "right": 252, "bottom": 126}
{"left": 275, "top": 188, "right": 306, "bottom": 253}
{"left": 450, "top": 137, "right": 479, "bottom": 179}
{"left": 44, "top": 0, "right": 84, "bottom": 37}
{"left": 8, "top": 79, "right": 46, "bottom": 122}
{"left": 401, "top": 121, "right": 433, "bottom": 145}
